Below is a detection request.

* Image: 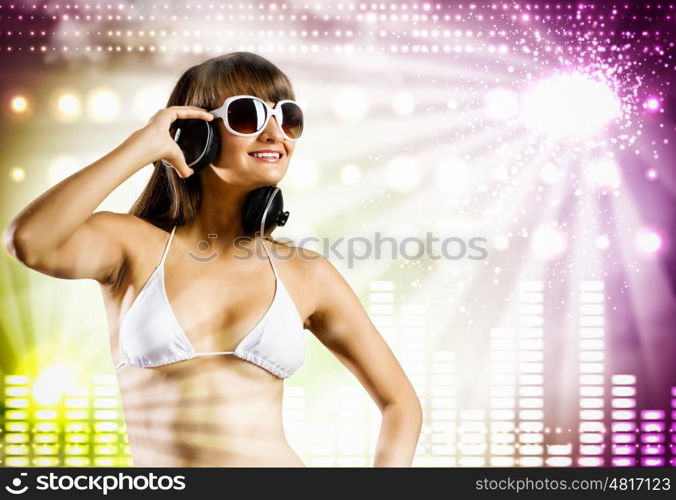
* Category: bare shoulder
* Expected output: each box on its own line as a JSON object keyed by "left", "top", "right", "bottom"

{"left": 267, "top": 239, "right": 334, "bottom": 281}
{"left": 266, "top": 239, "right": 348, "bottom": 321}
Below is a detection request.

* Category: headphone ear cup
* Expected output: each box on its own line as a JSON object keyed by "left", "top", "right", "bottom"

{"left": 241, "top": 186, "right": 290, "bottom": 236}
{"left": 242, "top": 187, "right": 274, "bottom": 236}
{"left": 194, "top": 120, "right": 220, "bottom": 170}
{"left": 162, "top": 118, "right": 219, "bottom": 171}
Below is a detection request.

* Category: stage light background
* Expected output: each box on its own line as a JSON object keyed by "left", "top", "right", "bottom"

{"left": 1, "top": 1, "right": 675, "bottom": 467}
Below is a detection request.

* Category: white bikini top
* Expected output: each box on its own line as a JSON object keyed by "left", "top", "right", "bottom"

{"left": 115, "top": 225, "right": 305, "bottom": 378}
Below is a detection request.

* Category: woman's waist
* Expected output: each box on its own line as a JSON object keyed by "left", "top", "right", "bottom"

{"left": 123, "top": 413, "right": 301, "bottom": 466}
{"left": 121, "top": 391, "right": 286, "bottom": 434}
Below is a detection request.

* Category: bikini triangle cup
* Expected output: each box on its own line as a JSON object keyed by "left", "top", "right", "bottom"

{"left": 115, "top": 225, "right": 305, "bottom": 378}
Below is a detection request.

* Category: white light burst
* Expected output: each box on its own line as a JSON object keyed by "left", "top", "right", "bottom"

{"left": 521, "top": 73, "right": 621, "bottom": 139}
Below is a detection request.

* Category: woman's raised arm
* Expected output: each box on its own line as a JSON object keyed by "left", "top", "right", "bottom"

{"left": 3, "top": 106, "right": 213, "bottom": 284}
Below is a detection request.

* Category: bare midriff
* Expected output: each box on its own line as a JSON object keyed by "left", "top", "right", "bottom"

{"left": 115, "top": 355, "right": 305, "bottom": 467}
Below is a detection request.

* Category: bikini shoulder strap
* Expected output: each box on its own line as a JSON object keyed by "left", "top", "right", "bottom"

{"left": 159, "top": 225, "right": 177, "bottom": 267}
{"left": 259, "top": 237, "right": 279, "bottom": 280}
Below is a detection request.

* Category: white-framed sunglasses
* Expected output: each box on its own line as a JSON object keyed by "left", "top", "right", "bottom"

{"left": 209, "top": 94, "right": 304, "bottom": 142}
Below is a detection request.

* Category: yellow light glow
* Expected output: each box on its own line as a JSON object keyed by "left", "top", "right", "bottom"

{"left": 57, "top": 93, "right": 81, "bottom": 118}
{"left": 9, "top": 166, "right": 26, "bottom": 182}
{"left": 87, "top": 88, "right": 120, "bottom": 122}
{"left": 32, "top": 366, "right": 77, "bottom": 406}
{"left": 10, "top": 95, "right": 29, "bottom": 114}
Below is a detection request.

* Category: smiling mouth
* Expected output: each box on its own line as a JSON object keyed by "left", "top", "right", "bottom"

{"left": 248, "top": 152, "right": 283, "bottom": 162}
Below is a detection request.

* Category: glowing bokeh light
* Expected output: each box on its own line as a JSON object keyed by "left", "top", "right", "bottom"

{"left": 332, "top": 85, "right": 369, "bottom": 122}
{"left": 531, "top": 226, "right": 567, "bottom": 261}
{"left": 493, "top": 234, "right": 510, "bottom": 251}
{"left": 391, "top": 91, "right": 416, "bottom": 116}
{"left": 10, "top": 95, "right": 29, "bottom": 114}
{"left": 385, "top": 155, "right": 423, "bottom": 193}
{"left": 87, "top": 88, "right": 121, "bottom": 122}
{"left": 340, "top": 163, "right": 362, "bottom": 184}
{"left": 595, "top": 235, "right": 610, "bottom": 251}
{"left": 56, "top": 92, "right": 81, "bottom": 119}
{"left": 643, "top": 97, "right": 660, "bottom": 112}
{"left": 9, "top": 166, "right": 26, "bottom": 182}
{"left": 446, "top": 98, "right": 459, "bottom": 111}
{"left": 634, "top": 229, "right": 662, "bottom": 255}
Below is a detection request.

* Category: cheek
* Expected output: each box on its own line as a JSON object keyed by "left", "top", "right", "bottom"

{"left": 216, "top": 136, "right": 252, "bottom": 163}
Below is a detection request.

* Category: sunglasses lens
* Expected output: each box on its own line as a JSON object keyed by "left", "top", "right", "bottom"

{"left": 280, "top": 102, "right": 304, "bottom": 140}
{"left": 227, "top": 98, "right": 267, "bottom": 134}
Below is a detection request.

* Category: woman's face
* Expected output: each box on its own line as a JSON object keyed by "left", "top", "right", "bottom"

{"left": 209, "top": 98, "right": 296, "bottom": 188}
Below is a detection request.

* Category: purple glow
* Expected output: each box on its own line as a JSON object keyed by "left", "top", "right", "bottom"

{"left": 641, "top": 457, "right": 665, "bottom": 466}
{"left": 642, "top": 97, "right": 660, "bottom": 111}
{"left": 641, "top": 444, "right": 665, "bottom": 455}
{"left": 612, "top": 457, "right": 636, "bottom": 466}
{"left": 640, "top": 422, "right": 665, "bottom": 432}
{"left": 612, "top": 422, "right": 636, "bottom": 432}
{"left": 611, "top": 444, "right": 636, "bottom": 455}
{"left": 635, "top": 229, "right": 663, "bottom": 255}
{"left": 640, "top": 434, "right": 665, "bottom": 444}
{"left": 640, "top": 410, "right": 665, "bottom": 419}
{"left": 611, "top": 410, "right": 636, "bottom": 420}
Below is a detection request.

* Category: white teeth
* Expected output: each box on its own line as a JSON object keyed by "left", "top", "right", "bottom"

{"left": 251, "top": 152, "right": 280, "bottom": 158}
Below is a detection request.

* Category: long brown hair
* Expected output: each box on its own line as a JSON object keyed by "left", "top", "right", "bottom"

{"left": 128, "top": 51, "right": 296, "bottom": 245}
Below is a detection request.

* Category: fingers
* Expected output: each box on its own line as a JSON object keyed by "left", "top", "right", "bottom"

{"left": 168, "top": 161, "right": 194, "bottom": 179}
{"left": 169, "top": 106, "right": 214, "bottom": 122}
{"left": 173, "top": 159, "right": 195, "bottom": 179}
{"left": 176, "top": 166, "right": 195, "bottom": 179}
{"left": 166, "top": 144, "right": 194, "bottom": 179}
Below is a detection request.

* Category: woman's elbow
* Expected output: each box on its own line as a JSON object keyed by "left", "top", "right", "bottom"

{"left": 385, "top": 390, "right": 423, "bottom": 428}
{"left": 410, "top": 394, "right": 423, "bottom": 429}
{"left": 4, "top": 223, "right": 38, "bottom": 267}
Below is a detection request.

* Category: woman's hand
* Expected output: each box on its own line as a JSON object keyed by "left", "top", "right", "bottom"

{"left": 132, "top": 105, "right": 214, "bottom": 179}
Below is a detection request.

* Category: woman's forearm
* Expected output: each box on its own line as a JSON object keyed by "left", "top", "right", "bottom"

{"left": 373, "top": 398, "right": 423, "bottom": 467}
{"left": 5, "top": 130, "right": 152, "bottom": 263}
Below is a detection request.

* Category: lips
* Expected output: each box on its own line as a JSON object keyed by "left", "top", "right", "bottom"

{"left": 248, "top": 151, "right": 283, "bottom": 163}
{"left": 248, "top": 149, "right": 284, "bottom": 158}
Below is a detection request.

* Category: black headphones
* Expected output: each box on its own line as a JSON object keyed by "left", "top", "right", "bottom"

{"left": 160, "top": 118, "right": 290, "bottom": 237}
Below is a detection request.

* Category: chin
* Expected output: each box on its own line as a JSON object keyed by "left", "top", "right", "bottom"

{"left": 253, "top": 166, "right": 287, "bottom": 183}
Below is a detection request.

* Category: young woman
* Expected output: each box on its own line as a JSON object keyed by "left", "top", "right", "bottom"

{"left": 4, "top": 52, "right": 422, "bottom": 467}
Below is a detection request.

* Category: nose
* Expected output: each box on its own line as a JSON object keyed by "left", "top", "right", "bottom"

{"left": 257, "top": 103, "right": 286, "bottom": 142}
{"left": 258, "top": 115, "right": 285, "bottom": 143}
